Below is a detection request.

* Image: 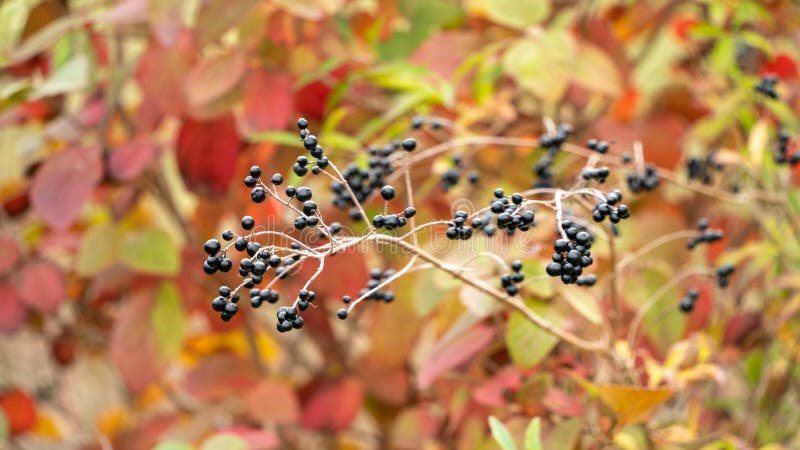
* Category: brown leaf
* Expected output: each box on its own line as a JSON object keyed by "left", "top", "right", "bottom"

{"left": 30, "top": 146, "right": 102, "bottom": 229}
{"left": 15, "top": 260, "right": 66, "bottom": 313}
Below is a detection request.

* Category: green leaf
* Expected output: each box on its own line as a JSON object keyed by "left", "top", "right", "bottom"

{"left": 558, "top": 285, "right": 602, "bottom": 325}
{"left": 200, "top": 434, "right": 248, "bottom": 450}
{"left": 502, "top": 31, "right": 574, "bottom": 103}
{"left": 153, "top": 441, "right": 194, "bottom": 450}
{"left": 524, "top": 417, "right": 543, "bottom": 450}
{"left": 248, "top": 130, "right": 304, "bottom": 148}
{"left": 120, "top": 227, "right": 179, "bottom": 275}
{"left": 542, "top": 418, "right": 581, "bottom": 450}
{"left": 0, "top": 410, "right": 8, "bottom": 442}
{"left": 488, "top": 416, "right": 517, "bottom": 450}
{"left": 76, "top": 223, "right": 118, "bottom": 276}
{"left": 481, "top": 0, "right": 550, "bottom": 29}
{"left": 505, "top": 302, "right": 561, "bottom": 368}
{"left": 34, "top": 53, "right": 89, "bottom": 98}
{"left": 10, "top": 14, "right": 85, "bottom": 62}
{"left": 151, "top": 282, "right": 184, "bottom": 358}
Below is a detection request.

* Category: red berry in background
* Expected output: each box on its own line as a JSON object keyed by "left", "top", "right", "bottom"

{"left": 0, "top": 388, "right": 37, "bottom": 435}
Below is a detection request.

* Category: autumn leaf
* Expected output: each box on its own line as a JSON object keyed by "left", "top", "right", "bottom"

{"left": 597, "top": 384, "right": 673, "bottom": 428}
{"left": 176, "top": 114, "right": 241, "bottom": 196}
{"left": 15, "top": 260, "right": 66, "bottom": 313}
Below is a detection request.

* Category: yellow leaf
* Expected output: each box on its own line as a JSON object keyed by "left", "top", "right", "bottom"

{"left": 748, "top": 119, "right": 769, "bottom": 169}
{"left": 598, "top": 384, "right": 673, "bottom": 427}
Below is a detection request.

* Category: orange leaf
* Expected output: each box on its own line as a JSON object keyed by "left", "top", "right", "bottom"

{"left": 597, "top": 384, "right": 672, "bottom": 427}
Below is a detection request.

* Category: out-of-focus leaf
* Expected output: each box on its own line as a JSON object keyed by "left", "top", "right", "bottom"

{"left": 377, "top": 0, "right": 463, "bottom": 60}
{"left": 0, "top": 281, "right": 27, "bottom": 332}
{"left": 245, "top": 381, "right": 299, "bottom": 425}
{"left": 541, "top": 418, "right": 581, "bottom": 450}
{"left": 30, "top": 146, "right": 102, "bottom": 230}
{"left": 150, "top": 282, "right": 184, "bottom": 358}
{"left": 108, "top": 138, "right": 157, "bottom": 182}
{"left": 153, "top": 441, "right": 193, "bottom": 450}
{"left": 481, "top": 0, "right": 550, "bottom": 29}
{"left": 120, "top": 227, "right": 179, "bottom": 275}
{"left": 110, "top": 293, "right": 161, "bottom": 393}
{"left": 200, "top": 433, "right": 249, "bottom": 450}
{"left": 472, "top": 367, "right": 522, "bottom": 407}
{"left": 240, "top": 69, "right": 294, "bottom": 134}
{"left": 748, "top": 119, "right": 769, "bottom": 169}
{"left": 98, "top": 0, "right": 148, "bottom": 24}
{"left": 16, "top": 260, "right": 66, "bottom": 313}
{"left": 195, "top": 0, "right": 257, "bottom": 45}
{"left": 488, "top": 416, "right": 517, "bottom": 450}
{"left": 558, "top": 285, "right": 602, "bottom": 325}
{"left": 33, "top": 53, "right": 88, "bottom": 98}
{"left": 0, "top": 235, "right": 21, "bottom": 277}
{"left": 417, "top": 323, "right": 495, "bottom": 389}
{"left": 503, "top": 31, "right": 574, "bottom": 103}
{"left": 301, "top": 377, "right": 363, "bottom": 431}
{"left": 149, "top": 0, "right": 183, "bottom": 46}
{"left": 0, "top": 389, "right": 36, "bottom": 435}
{"left": 597, "top": 384, "right": 672, "bottom": 428}
{"left": 572, "top": 43, "right": 622, "bottom": 96}
{"left": 459, "top": 284, "right": 502, "bottom": 318}
{"left": 10, "top": 14, "right": 85, "bottom": 62}
{"left": 524, "top": 417, "right": 542, "bottom": 450}
{"left": 135, "top": 31, "right": 196, "bottom": 116}
{"left": 176, "top": 114, "right": 241, "bottom": 196}
{"left": 184, "top": 354, "right": 260, "bottom": 402}
{"left": 185, "top": 50, "right": 247, "bottom": 108}
{"left": 248, "top": 130, "right": 304, "bottom": 147}
{"left": 76, "top": 223, "right": 118, "bottom": 276}
{"left": 505, "top": 302, "right": 561, "bottom": 368}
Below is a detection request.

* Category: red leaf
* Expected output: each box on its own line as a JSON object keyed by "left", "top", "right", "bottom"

{"left": 30, "top": 146, "right": 102, "bottom": 229}
{"left": 0, "top": 388, "right": 37, "bottom": 435}
{"left": 185, "top": 50, "right": 247, "bottom": 108}
{"left": 15, "top": 260, "right": 66, "bottom": 313}
{"left": 417, "top": 323, "right": 496, "bottom": 390}
{"left": 542, "top": 387, "right": 584, "bottom": 417}
{"left": 761, "top": 53, "right": 799, "bottom": 80}
{"left": 472, "top": 366, "right": 522, "bottom": 407}
{"left": 108, "top": 138, "right": 157, "bottom": 181}
{"left": 0, "top": 234, "right": 21, "bottom": 276}
{"left": 110, "top": 292, "right": 161, "bottom": 393}
{"left": 223, "top": 427, "right": 281, "bottom": 450}
{"left": 176, "top": 114, "right": 241, "bottom": 196}
{"left": 302, "top": 377, "right": 363, "bottom": 431}
{"left": 135, "top": 32, "right": 197, "bottom": 117}
{"left": 0, "top": 282, "right": 27, "bottom": 333}
{"left": 240, "top": 69, "right": 294, "bottom": 133}
{"left": 245, "top": 380, "right": 300, "bottom": 425}
{"left": 410, "top": 31, "right": 480, "bottom": 78}
{"left": 184, "top": 354, "right": 260, "bottom": 402}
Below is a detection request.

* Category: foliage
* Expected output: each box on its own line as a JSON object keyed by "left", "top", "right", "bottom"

{"left": 1, "top": 0, "right": 800, "bottom": 449}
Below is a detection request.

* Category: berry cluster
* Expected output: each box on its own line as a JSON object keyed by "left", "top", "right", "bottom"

{"left": 687, "top": 219, "right": 724, "bottom": 250}
{"left": 330, "top": 138, "right": 416, "bottom": 220}
{"left": 774, "top": 130, "right": 800, "bottom": 166}
{"left": 626, "top": 164, "right": 660, "bottom": 193}
{"left": 440, "top": 155, "right": 469, "bottom": 192}
{"left": 686, "top": 155, "right": 722, "bottom": 185}
{"left": 716, "top": 263, "right": 735, "bottom": 288}
{"left": 211, "top": 287, "right": 241, "bottom": 321}
{"left": 754, "top": 75, "right": 779, "bottom": 99}
{"left": 582, "top": 166, "right": 610, "bottom": 183}
{"left": 294, "top": 118, "right": 330, "bottom": 177}
{"left": 532, "top": 123, "right": 574, "bottom": 188}
{"left": 372, "top": 207, "right": 416, "bottom": 231}
{"left": 446, "top": 210, "right": 474, "bottom": 240}
{"left": 545, "top": 221, "right": 596, "bottom": 285}
{"left": 586, "top": 138, "right": 610, "bottom": 154}
{"left": 353, "top": 269, "right": 397, "bottom": 303}
{"left": 203, "top": 238, "right": 232, "bottom": 274}
{"left": 679, "top": 288, "right": 700, "bottom": 313}
{"left": 487, "top": 188, "right": 535, "bottom": 235}
{"left": 591, "top": 189, "right": 631, "bottom": 224}
{"left": 500, "top": 260, "right": 525, "bottom": 296}
{"left": 410, "top": 115, "right": 443, "bottom": 131}
{"left": 276, "top": 305, "right": 303, "bottom": 332}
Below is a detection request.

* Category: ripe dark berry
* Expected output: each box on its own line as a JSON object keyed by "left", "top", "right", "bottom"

{"left": 293, "top": 163, "right": 308, "bottom": 176}
{"left": 411, "top": 116, "right": 424, "bottom": 129}
{"left": 203, "top": 261, "right": 217, "bottom": 274}
{"left": 271, "top": 173, "right": 283, "bottom": 185}
{"left": 337, "top": 308, "right": 348, "bottom": 320}
{"left": 546, "top": 262, "right": 562, "bottom": 276}
{"left": 218, "top": 258, "right": 232, "bottom": 272}
{"left": 242, "top": 216, "right": 255, "bottom": 230}
{"left": 286, "top": 186, "right": 297, "bottom": 197}
{"left": 219, "top": 286, "right": 231, "bottom": 297}
{"left": 251, "top": 297, "right": 263, "bottom": 308}
{"left": 244, "top": 176, "right": 257, "bottom": 187}
{"left": 294, "top": 217, "right": 308, "bottom": 230}
{"left": 342, "top": 295, "right": 351, "bottom": 304}
{"left": 222, "top": 230, "right": 234, "bottom": 241}
{"left": 249, "top": 166, "right": 262, "bottom": 178}
{"left": 493, "top": 188, "right": 504, "bottom": 199}
{"left": 212, "top": 297, "right": 226, "bottom": 311}
{"left": 234, "top": 237, "right": 248, "bottom": 251}
{"left": 403, "top": 207, "right": 416, "bottom": 218}
{"left": 204, "top": 239, "right": 221, "bottom": 255}
{"left": 297, "top": 117, "right": 309, "bottom": 129}
{"left": 380, "top": 185, "right": 396, "bottom": 200}
{"left": 511, "top": 193, "right": 523, "bottom": 204}
{"left": 680, "top": 298, "right": 694, "bottom": 313}
{"left": 296, "top": 186, "right": 312, "bottom": 201}
{"left": 251, "top": 187, "right": 266, "bottom": 203}
{"left": 303, "top": 200, "right": 318, "bottom": 216}
{"left": 269, "top": 255, "right": 281, "bottom": 267}
{"left": 303, "top": 135, "right": 318, "bottom": 150}
{"left": 402, "top": 138, "right": 417, "bottom": 151}
{"left": 510, "top": 260, "right": 523, "bottom": 272}
{"left": 292, "top": 317, "right": 305, "bottom": 329}
{"left": 224, "top": 303, "right": 238, "bottom": 314}
{"left": 310, "top": 145, "right": 324, "bottom": 158}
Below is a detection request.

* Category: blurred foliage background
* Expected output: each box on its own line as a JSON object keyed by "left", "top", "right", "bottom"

{"left": 2, "top": 0, "right": 800, "bottom": 449}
